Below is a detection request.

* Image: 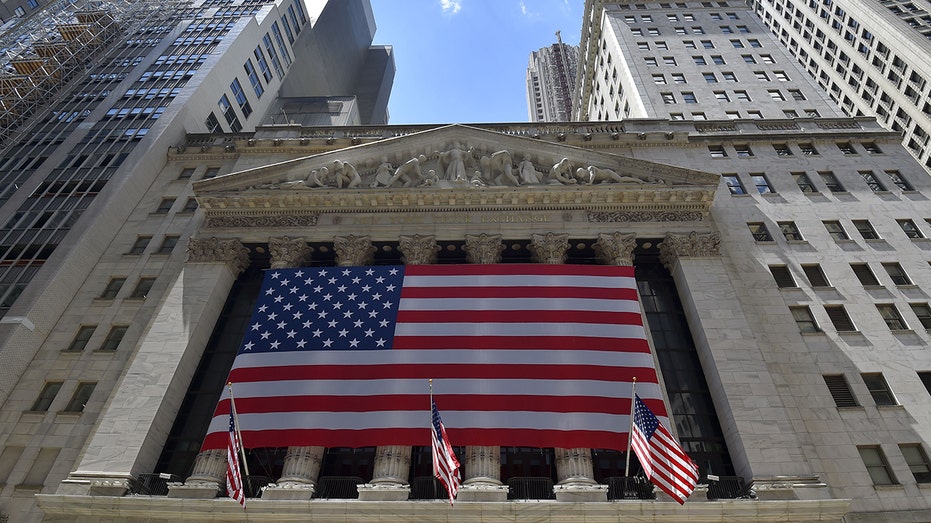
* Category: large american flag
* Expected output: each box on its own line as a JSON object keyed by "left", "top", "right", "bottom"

{"left": 201, "top": 264, "right": 667, "bottom": 451}
{"left": 431, "top": 401, "right": 461, "bottom": 504}
{"left": 631, "top": 395, "right": 699, "bottom": 504}
{"left": 226, "top": 411, "right": 246, "bottom": 509}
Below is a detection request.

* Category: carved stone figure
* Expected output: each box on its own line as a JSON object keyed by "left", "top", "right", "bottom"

{"left": 479, "top": 150, "right": 519, "bottom": 186}
{"left": 371, "top": 159, "right": 395, "bottom": 187}
{"left": 392, "top": 155, "right": 427, "bottom": 187}
{"left": 549, "top": 158, "right": 576, "bottom": 185}
{"left": 438, "top": 142, "right": 474, "bottom": 182}
{"left": 573, "top": 165, "right": 631, "bottom": 184}
{"left": 517, "top": 155, "right": 541, "bottom": 185}
{"left": 331, "top": 160, "right": 361, "bottom": 189}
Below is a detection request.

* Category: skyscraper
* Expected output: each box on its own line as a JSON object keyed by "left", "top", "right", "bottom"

{"left": 526, "top": 32, "right": 579, "bottom": 122}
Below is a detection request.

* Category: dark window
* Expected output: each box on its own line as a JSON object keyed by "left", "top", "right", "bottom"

{"left": 819, "top": 171, "right": 843, "bottom": 191}
{"left": 100, "top": 278, "right": 126, "bottom": 299}
{"left": 157, "top": 236, "right": 179, "bottom": 255}
{"left": 876, "top": 304, "right": 908, "bottom": 330}
{"left": 130, "top": 278, "right": 156, "bottom": 299}
{"left": 802, "top": 264, "right": 829, "bottom": 287}
{"left": 204, "top": 168, "right": 220, "bottom": 179}
{"left": 858, "top": 446, "right": 896, "bottom": 485}
{"left": 900, "top": 445, "right": 931, "bottom": 483}
{"left": 825, "top": 305, "right": 856, "bottom": 331}
{"left": 790, "top": 306, "right": 819, "bottom": 333}
{"left": 63, "top": 382, "right": 96, "bottom": 412}
{"left": 859, "top": 170, "right": 886, "bottom": 192}
{"left": 800, "top": 143, "right": 819, "bottom": 155}
{"left": 155, "top": 198, "right": 175, "bottom": 214}
{"left": 748, "top": 222, "right": 772, "bottom": 241}
{"left": 66, "top": 326, "right": 96, "bottom": 352}
{"left": 883, "top": 263, "right": 912, "bottom": 285}
{"left": 751, "top": 174, "right": 771, "bottom": 193}
{"left": 30, "top": 382, "right": 63, "bottom": 411}
{"left": 823, "top": 221, "right": 848, "bottom": 240}
{"left": 769, "top": 265, "right": 796, "bottom": 288}
{"left": 852, "top": 220, "right": 879, "bottom": 240}
{"left": 910, "top": 303, "right": 931, "bottom": 329}
{"left": 851, "top": 264, "right": 880, "bottom": 286}
{"left": 709, "top": 145, "right": 727, "bottom": 157}
{"left": 920, "top": 372, "right": 931, "bottom": 395}
{"left": 885, "top": 170, "right": 913, "bottom": 191}
{"left": 823, "top": 374, "right": 857, "bottom": 407}
{"left": 723, "top": 175, "right": 745, "bottom": 194}
{"left": 779, "top": 221, "right": 803, "bottom": 241}
{"left": 128, "top": 237, "right": 151, "bottom": 255}
{"left": 735, "top": 145, "right": 754, "bottom": 158}
{"left": 898, "top": 219, "right": 924, "bottom": 239}
{"left": 774, "top": 144, "right": 793, "bottom": 156}
{"left": 794, "top": 173, "right": 816, "bottom": 193}
{"left": 178, "top": 168, "right": 196, "bottom": 179}
{"left": 100, "top": 326, "right": 127, "bottom": 351}
{"left": 181, "top": 198, "right": 198, "bottom": 213}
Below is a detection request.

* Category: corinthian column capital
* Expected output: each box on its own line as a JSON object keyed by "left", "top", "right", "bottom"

{"left": 464, "top": 233, "right": 504, "bottom": 264}
{"left": 398, "top": 234, "right": 439, "bottom": 265}
{"left": 595, "top": 232, "right": 637, "bottom": 266}
{"left": 186, "top": 237, "right": 250, "bottom": 276}
{"left": 334, "top": 235, "right": 376, "bottom": 267}
{"left": 658, "top": 231, "right": 721, "bottom": 271}
{"left": 529, "top": 232, "right": 570, "bottom": 264}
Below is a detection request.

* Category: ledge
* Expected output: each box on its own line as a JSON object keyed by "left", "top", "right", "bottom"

{"left": 35, "top": 495, "right": 852, "bottom": 522}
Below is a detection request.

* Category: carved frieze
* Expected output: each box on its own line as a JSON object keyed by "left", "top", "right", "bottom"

{"left": 658, "top": 231, "right": 722, "bottom": 271}
{"left": 186, "top": 237, "right": 250, "bottom": 275}
{"left": 588, "top": 210, "right": 704, "bottom": 222}
{"left": 205, "top": 214, "right": 319, "bottom": 228}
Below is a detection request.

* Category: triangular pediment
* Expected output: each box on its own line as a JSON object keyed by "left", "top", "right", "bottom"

{"left": 195, "top": 124, "right": 718, "bottom": 193}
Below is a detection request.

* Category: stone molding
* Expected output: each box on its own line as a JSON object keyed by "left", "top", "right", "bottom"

{"left": 334, "top": 235, "right": 375, "bottom": 266}
{"left": 464, "top": 233, "right": 504, "bottom": 264}
{"left": 530, "top": 232, "right": 570, "bottom": 264}
{"left": 268, "top": 237, "right": 312, "bottom": 268}
{"left": 658, "top": 231, "right": 722, "bottom": 271}
{"left": 398, "top": 234, "right": 439, "bottom": 265}
{"left": 205, "top": 213, "right": 319, "bottom": 229}
{"left": 185, "top": 237, "right": 250, "bottom": 276}
{"left": 588, "top": 210, "right": 705, "bottom": 222}
{"left": 594, "top": 232, "right": 637, "bottom": 266}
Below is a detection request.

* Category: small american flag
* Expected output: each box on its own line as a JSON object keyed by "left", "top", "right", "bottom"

{"left": 631, "top": 395, "right": 699, "bottom": 504}
{"left": 226, "top": 411, "right": 246, "bottom": 509}
{"left": 431, "top": 401, "right": 461, "bottom": 504}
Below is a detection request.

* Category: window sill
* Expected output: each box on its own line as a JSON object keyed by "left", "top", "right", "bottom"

{"left": 828, "top": 191, "right": 850, "bottom": 195}
{"left": 896, "top": 285, "right": 919, "bottom": 290}
{"left": 761, "top": 192, "right": 780, "bottom": 196}
{"left": 21, "top": 410, "right": 47, "bottom": 416}
{"left": 786, "top": 240, "right": 809, "bottom": 245}
{"left": 876, "top": 404, "right": 905, "bottom": 410}
{"left": 56, "top": 411, "right": 82, "bottom": 416}
{"left": 873, "top": 484, "right": 904, "bottom": 491}
{"left": 834, "top": 239, "right": 857, "bottom": 244}
{"left": 865, "top": 239, "right": 887, "bottom": 244}
{"left": 812, "top": 286, "right": 837, "bottom": 291}
{"left": 801, "top": 330, "right": 825, "bottom": 336}
{"left": 836, "top": 330, "right": 863, "bottom": 335}
{"left": 778, "top": 286, "right": 802, "bottom": 291}
{"left": 890, "top": 329, "right": 916, "bottom": 335}
{"left": 910, "top": 237, "right": 931, "bottom": 242}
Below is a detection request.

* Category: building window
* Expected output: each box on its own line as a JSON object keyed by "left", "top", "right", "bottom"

{"left": 661, "top": 92, "right": 676, "bottom": 104}
{"left": 709, "top": 145, "right": 728, "bottom": 157}
{"left": 751, "top": 174, "right": 771, "bottom": 192}
{"left": 130, "top": 278, "right": 156, "bottom": 299}
{"left": 645, "top": 57, "right": 658, "bottom": 66}
{"left": 127, "top": 237, "right": 150, "bottom": 255}
{"left": 692, "top": 112, "right": 707, "bottom": 120}
{"left": 823, "top": 221, "right": 848, "bottom": 240}
{"left": 851, "top": 263, "right": 880, "bottom": 286}
{"left": 714, "top": 91, "right": 730, "bottom": 101}
{"left": 204, "top": 167, "right": 221, "bottom": 179}
{"left": 819, "top": 171, "right": 843, "bottom": 191}
{"left": 852, "top": 220, "right": 879, "bottom": 240}
{"left": 254, "top": 46, "right": 273, "bottom": 82}
{"left": 802, "top": 264, "right": 829, "bottom": 287}
{"left": 218, "top": 94, "right": 242, "bottom": 133}
{"left": 736, "top": 145, "right": 754, "bottom": 158}
{"left": 876, "top": 305, "right": 908, "bottom": 331}
{"left": 824, "top": 305, "right": 856, "bottom": 331}
{"left": 898, "top": 219, "right": 924, "bottom": 239}
{"left": 30, "top": 382, "right": 63, "bottom": 412}
{"left": 748, "top": 222, "right": 772, "bottom": 241}
{"left": 723, "top": 71, "right": 737, "bottom": 81}
{"left": 100, "top": 278, "right": 126, "bottom": 299}
{"left": 157, "top": 236, "right": 179, "bottom": 255}
{"left": 910, "top": 303, "right": 931, "bottom": 329}
{"left": 790, "top": 306, "right": 819, "bottom": 333}
{"left": 693, "top": 56, "right": 706, "bottom": 65}
{"left": 743, "top": 54, "right": 757, "bottom": 64}
{"left": 155, "top": 198, "right": 175, "bottom": 214}
{"left": 768, "top": 89, "right": 785, "bottom": 101}
{"left": 682, "top": 92, "right": 697, "bottom": 103}
{"left": 230, "top": 78, "right": 253, "bottom": 118}
{"left": 900, "top": 445, "right": 931, "bottom": 483}
{"left": 837, "top": 142, "right": 856, "bottom": 154}
{"left": 704, "top": 72, "right": 718, "bottom": 83}
{"left": 863, "top": 142, "right": 882, "bottom": 154}
{"left": 712, "top": 55, "right": 725, "bottom": 65}
{"left": 701, "top": 40, "right": 715, "bottom": 49}
{"left": 769, "top": 265, "right": 796, "bottom": 288}
{"left": 653, "top": 74, "right": 667, "bottom": 84}
{"left": 663, "top": 56, "right": 677, "bottom": 66}
{"left": 244, "top": 59, "right": 265, "bottom": 99}
{"left": 774, "top": 144, "right": 793, "bottom": 156}
{"left": 920, "top": 372, "right": 931, "bottom": 395}
{"left": 779, "top": 221, "right": 803, "bottom": 241}
{"left": 66, "top": 326, "right": 96, "bottom": 352}
{"left": 734, "top": 90, "right": 751, "bottom": 101}
{"left": 859, "top": 170, "right": 887, "bottom": 192}
{"left": 671, "top": 73, "right": 687, "bottom": 83}
{"left": 885, "top": 170, "right": 913, "bottom": 191}
{"left": 723, "top": 175, "right": 745, "bottom": 194}
{"left": 823, "top": 374, "right": 857, "bottom": 407}
{"left": 799, "top": 143, "right": 818, "bottom": 155}
{"left": 99, "top": 326, "right": 127, "bottom": 351}
{"left": 63, "top": 382, "right": 96, "bottom": 413}
{"left": 178, "top": 168, "right": 196, "bottom": 179}
{"left": 883, "top": 263, "right": 912, "bottom": 285}
{"left": 181, "top": 198, "right": 198, "bottom": 213}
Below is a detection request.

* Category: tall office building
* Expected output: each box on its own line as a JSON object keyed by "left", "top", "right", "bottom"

{"left": 526, "top": 33, "right": 579, "bottom": 122}
{"left": 749, "top": 0, "right": 931, "bottom": 173}
{"left": 0, "top": 0, "right": 392, "bottom": 520}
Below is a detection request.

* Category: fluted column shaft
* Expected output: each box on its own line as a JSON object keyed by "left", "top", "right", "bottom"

{"left": 530, "top": 233, "right": 597, "bottom": 487}
{"left": 462, "top": 234, "right": 504, "bottom": 488}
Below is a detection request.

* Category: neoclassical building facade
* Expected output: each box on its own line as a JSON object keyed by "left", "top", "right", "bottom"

{"left": 0, "top": 118, "right": 924, "bottom": 521}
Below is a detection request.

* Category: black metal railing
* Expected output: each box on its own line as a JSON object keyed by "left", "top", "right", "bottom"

{"left": 410, "top": 476, "right": 446, "bottom": 500}
{"left": 706, "top": 476, "right": 754, "bottom": 500}
{"left": 131, "top": 473, "right": 179, "bottom": 496}
{"left": 314, "top": 475, "right": 363, "bottom": 499}
{"left": 244, "top": 475, "right": 273, "bottom": 498}
{"left": 606, "top": 476, "right": 656, "bottom": 500}
{"left": 507, "top": 476, "right": 555, "bottom": 500}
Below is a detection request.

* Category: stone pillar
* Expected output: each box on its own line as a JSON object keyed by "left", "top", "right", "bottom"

{"left": 530, "top": 233, "right": 606, "bottom": 502}
{"left": 658, "top": 232, "right": 830, "bottom": 501}
{"left": 262, "top": 237, "right": 324, "bottom": 500}
{"left": 456, "top": 234, "right": 510, "bottom": 501}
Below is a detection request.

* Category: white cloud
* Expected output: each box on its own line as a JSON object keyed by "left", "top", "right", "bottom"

{"left": 520, "top": 0, "right": 528, "bottom": 15}
{"left": 440, "top": 0, "right": 462, "bottom": 14}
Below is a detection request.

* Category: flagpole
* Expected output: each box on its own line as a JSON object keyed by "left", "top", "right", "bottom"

{"left": 228, "top": 382, "right": 251, "bottom": 477}
{"left": 624, "top": 377, "right": 637, "bottom": 479}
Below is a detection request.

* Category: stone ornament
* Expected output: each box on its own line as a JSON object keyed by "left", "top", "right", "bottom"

{"left": 398, "top": 234, "right": 440, "bottom": 265}
{"left": 658, "top": 231, "right": 722, "bottom": 270}
{"left": 253, "top": 145, "right": 666, "bottom": 190}
{"left": 595, "top": 232, "right": 637, "bottom": 267}
{"left": 205, "top": 214, "right": 319, "bottom": 228}
{"left": 530, "top": 232, "right": 570, "bottom": 264}
{"left": 186, "top": 237, "right": 250, "bottom": 275}
{"left": 334, "top": 235, "right": 376, "bottom": 267}
{"left": 268, "top": 237, "right": 312, "bottom": 268}
{"left": 587, "top": 210, "right": 704, "bottom": 222}
{"left": 464, "top": 233, "right": 504, "bottom": 264}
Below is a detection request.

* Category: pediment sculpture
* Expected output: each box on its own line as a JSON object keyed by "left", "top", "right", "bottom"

{"left": 252, "top": 146, "right": 667, "bottom": 191}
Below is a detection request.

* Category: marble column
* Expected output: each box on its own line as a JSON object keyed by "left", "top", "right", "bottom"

{"left": 261, "top": 237, "right": 324, "bottom": 500}
{"left": 530, "top": 233, "right": 606, "bottom": 502}
{"left": 456, "top": 234, "right": 510, "bottom": 501}
{"left": 358, "top": 235, "right": 438, "bottom": 501}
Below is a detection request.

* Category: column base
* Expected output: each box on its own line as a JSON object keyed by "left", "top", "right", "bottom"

{"left": 261, "top": 482, "right": 316, "bottom": 500}
{"left": 167, "top": 482, "right": 220, "bottom": 499}
{"left": 356, "top": 483, "right": 410, "bottom": 501}
{"left": 457, "top": 484, "right": 509, "bottom": 502}
{"left": 553, "top": 483, "right": 608, "bottom": 502}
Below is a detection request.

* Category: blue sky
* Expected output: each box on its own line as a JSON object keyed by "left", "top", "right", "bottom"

{"left": 370, "top": 0, "right": 582, "bottom": 124}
